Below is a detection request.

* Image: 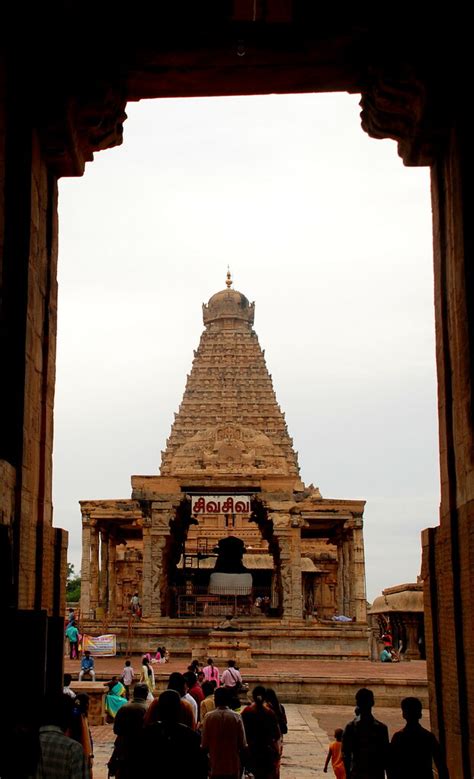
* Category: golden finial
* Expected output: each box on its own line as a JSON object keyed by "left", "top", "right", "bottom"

{"left": 225, "top": 267, "right": 232, "bottom": 288}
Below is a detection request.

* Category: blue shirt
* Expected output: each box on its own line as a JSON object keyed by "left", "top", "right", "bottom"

{"left": 81, "top": 656, "right": 94, "bottom": 671}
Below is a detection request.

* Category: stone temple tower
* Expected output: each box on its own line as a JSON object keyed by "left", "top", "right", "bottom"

{"left": 79, "top": 275, "right": 368, "bottom": 660}
{"left": 160, "top": 271, "right": 299, "bottom": 480}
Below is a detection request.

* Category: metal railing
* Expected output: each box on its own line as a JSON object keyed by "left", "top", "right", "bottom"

{"left": 175, "top": 586, "right": 272, "bottom": 618}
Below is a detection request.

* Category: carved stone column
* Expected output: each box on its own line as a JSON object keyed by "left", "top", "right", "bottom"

{"left": 351, "top": 522, "right": 367, "bottom": 623}
{"left": 100, "top": 529, "right": 109, "bottom": 610}
{"left": 290, "top": 521, "right": 303, "bottom": 618}
{"left": 90, "top": 524, "right": 99, "bottom": 613}
{"left": 272, "top": 513, "right": 300, "bottom": 619}
{"left": 336, "top": 536, "right": 344, "bottom": 613}
{"left": 81, "top": 519, "right": 91, "bottom": 618}
{"left": 150, "top": 507, "right": 172, "bottom": 618}
{"left": 278, "top": 531, "right": 292, "bottom": 620}
{"left": 108, "top": 534, "right": 117, "bottom": 618}
{"left": 342, "top": 532, "right": 351, "bottom": 616}
{"left": 141, "top": 518, "right": 152, "bottom": 618}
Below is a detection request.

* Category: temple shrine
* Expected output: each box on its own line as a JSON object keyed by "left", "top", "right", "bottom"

{"left": 80, "top": 274, "right": 369, "bottom": 659}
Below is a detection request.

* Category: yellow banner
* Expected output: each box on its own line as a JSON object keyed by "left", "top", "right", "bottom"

{"left": 83, "top": 633, "right": 116, "bottom": 656}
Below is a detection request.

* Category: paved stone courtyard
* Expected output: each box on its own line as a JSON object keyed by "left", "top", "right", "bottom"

{"left": 91, "top": 702, "right": 426, "bottom": 778}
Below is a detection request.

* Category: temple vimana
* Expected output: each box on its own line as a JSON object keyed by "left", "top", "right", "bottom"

{"left": 80, "top": 275, "right": 368, "bottom": 660}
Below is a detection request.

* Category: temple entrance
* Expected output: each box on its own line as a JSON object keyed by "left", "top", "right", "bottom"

{"left": 163, "top": 496, "right": 282, "bottom": 618}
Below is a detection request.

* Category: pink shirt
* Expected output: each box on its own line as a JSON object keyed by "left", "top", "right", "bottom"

{"left": 221, "top": 667, "right": 242, "bottom": 688}
{"left": 203, "top": 664, "right": 221, "bottom": 685}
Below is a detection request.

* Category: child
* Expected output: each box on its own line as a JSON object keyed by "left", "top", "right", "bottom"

{"left": 324, "top": 728, "right": 346, "bottom": 778}
{"left": 121, "top": 659, "right": 135, "bottom": 700}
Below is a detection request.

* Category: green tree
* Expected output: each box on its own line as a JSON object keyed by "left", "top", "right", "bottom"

{"left": 66, "top": 563, "right": 81, "bottom": 602}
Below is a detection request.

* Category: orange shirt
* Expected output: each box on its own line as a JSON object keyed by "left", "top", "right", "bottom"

{"left": 329, "top": 740, "right": 345, "bottom": 770}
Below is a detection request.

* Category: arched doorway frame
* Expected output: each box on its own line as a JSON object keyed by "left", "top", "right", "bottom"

{"left": 1, "top": 14, "right": 471, "bottom": 776}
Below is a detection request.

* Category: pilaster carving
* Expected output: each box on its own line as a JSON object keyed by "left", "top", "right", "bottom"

{"left": 90, "top": 526, "right": 100, "bottom": 611}
{"left": 100, "top": 530, "right": 109, "bottom": 610}
{"left": 108, "top": 534, "right": 117, "bottom": 617}
{"left": 80, "top": 523, "right": 91, "bottom": 617}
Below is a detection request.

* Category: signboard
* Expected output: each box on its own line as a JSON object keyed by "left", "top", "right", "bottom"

{"left": 83, "top": 633, "right": 117, "bottom": 656}
{"left": 191, "top": 495, "right": 251, "bottom": 515}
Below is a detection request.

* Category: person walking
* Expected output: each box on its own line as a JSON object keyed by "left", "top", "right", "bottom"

{"left": 241, "top": 685, "right": 281, "bottom": 779}
{"left": 108, "top": 683, "right": 148, "bottom": 779}
{"left": 203, "top": 657, "right": 221, "bottom": 686}
{"left": 324, "top": 728, "right": 346, "bottom": 778}
{"left": 65, "top": 620, "right": 80, "bottom": 660}
{"left": 200, "top": 681, "right": 217, "bottom": 722}
{"left": 140, "top": 690, "right": 207, "bottom": 778}
{"left": 201, "top": 686, "right": 247, "bottom": 779}
{"left": 121, "top": 660, "right": 135, "bottom": 700}
{"left": 35, "top": 693, "right": 90, "bottom": 778}
{"left": 342, "top": 688, "right": 389, "bottom": 779}
{"left": 184, "top": 670, "right": 204, "bottom": 720}
{"left": 167, "top": 671, "right": 197, "bottom": 730}
{"left": 139, "top": 655, "right": 155, "bottom": 698}
{"left": 70, "top": 693, "right": 94, "bottom": 778}
{"left": 264, "top": 687, "right": 287, "bottom": 777}
{"left": 388, "top": 697, "right": 449, "bottom": 779}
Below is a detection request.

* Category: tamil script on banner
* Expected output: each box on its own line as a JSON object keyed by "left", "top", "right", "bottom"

{"left": 83, "top": 634, "right": 116, "bottom": 656}
{"left": 191, "top": 495, "right": 251, "bottom": 515}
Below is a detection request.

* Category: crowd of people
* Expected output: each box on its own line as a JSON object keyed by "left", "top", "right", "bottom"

{"left": 107, "top": 659, "right": 287, "bottom": 779}
{"left": 4, "top": 642, "right": 448, "bottom": 778}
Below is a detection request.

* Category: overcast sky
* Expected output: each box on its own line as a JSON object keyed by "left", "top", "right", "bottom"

{"left": 54, "top": 92, "right": 438, "bottom": 603}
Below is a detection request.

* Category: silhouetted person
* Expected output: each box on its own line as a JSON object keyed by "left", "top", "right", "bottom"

{"left": 140, "top": 690, "right": 207, "bottom": 778}
{"left": 167, "top": 671, "right": 197, "bottom": 729}
{"left": 108, "top": 683, "right": 149, "bottom": 779}
{"left": 388, "top": 697, "right": 449, "bottom": 779}
{"left": 241, "top": 685, "right": 281, "bottom": 779}
{"left": 342, "top": 688, "right": 389, "bottom": 779}
{"left": 37, "top": 693, "right": 89, "bottom": 778}
{"left": 201, "top": 686, "right": 247, "bottom": 779}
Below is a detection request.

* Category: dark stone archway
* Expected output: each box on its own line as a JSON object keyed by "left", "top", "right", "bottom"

{"left": 1, "top": 10, "right": 472, "bottom": 775}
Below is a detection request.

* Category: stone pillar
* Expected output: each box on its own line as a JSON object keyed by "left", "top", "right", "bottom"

{"left": 108, "top": 534, "right": 117, "bottom": 618}
{"left": 150, "top": 508, "right": 172, "bottom": 618}
{"left": 141, "top": 519, "right": 152, "bottom": 618}
{"left": 342, "top": 533, "right": 351, "bottom": 616}
{"left": 100, "top": 530, "right": 109, "bottom": 610}
{"left": 336, "top": 537, "right": 344, "bottom": 613}
{"left": 352, "top": 523, "right": 367, "bottom": 623}
{"left": 403, "top": 614, "right": 422, "bottom": 660}
{"left": 273, "top": 513, "right": 303, "bottom": 620}
{"left": 290, "top": 523, "right": 303, "bottom": 618}
{"left": 90, "top": 525, "right": 99, "bottom": 613}
{"left": 278, "top": 532, "right": 292, "bottom": 620}
{"left": 80, "top": 519, "right": 91, "bottom": 618}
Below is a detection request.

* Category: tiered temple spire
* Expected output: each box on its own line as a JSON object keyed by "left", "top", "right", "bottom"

{"left": 160, "top": 279, "right": 299, "bottom": 478}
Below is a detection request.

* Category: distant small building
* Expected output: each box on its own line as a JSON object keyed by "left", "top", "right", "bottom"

{"left": 369, "top": 581, "right": 424, "bottom": 660}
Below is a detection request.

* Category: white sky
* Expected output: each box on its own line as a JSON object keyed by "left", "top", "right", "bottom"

{"left": 54, "top": 93, "right": 438, "bottom": 603}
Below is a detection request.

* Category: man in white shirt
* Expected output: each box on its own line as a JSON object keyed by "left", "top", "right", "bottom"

{"left": 221, "top": 659, "right": 243, "bottom": 690}
{"left": 201, "top": 687, "right": 247, "bottom": 779}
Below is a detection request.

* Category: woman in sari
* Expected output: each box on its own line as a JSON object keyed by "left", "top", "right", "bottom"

{"left": 264, "top": 688, "right": 287, "bottom": 778}
{"left": 140, "top": 655, "right": 155, "bottom": 696}
{"left": 105, "top": 676, "right": 128, "bottom": 719}
{"left": 241, "top": 686, "right": 281, "bottom": 779}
